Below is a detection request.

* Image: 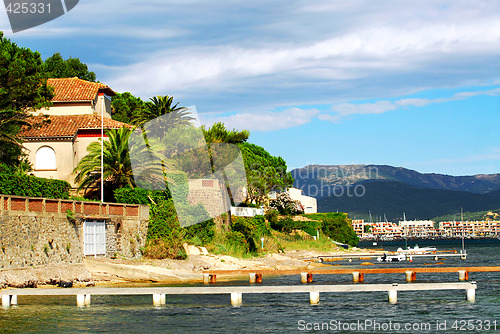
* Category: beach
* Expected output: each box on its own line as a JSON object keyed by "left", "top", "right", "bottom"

{"left": 0, "top": 246, "right": 379, "bottom": 288}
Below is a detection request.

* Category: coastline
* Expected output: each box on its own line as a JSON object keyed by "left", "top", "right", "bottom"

{"left": 0, "top": 247, "right": 383, "bottom": 288}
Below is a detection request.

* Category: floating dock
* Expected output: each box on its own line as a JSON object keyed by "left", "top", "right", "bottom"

{"left": 202, "top": 266, "right": 500, "bottom": 284}
{"left": 307, "top": 250, "right": 467, "bottom": 262}
{"left": 0, "top": 282, "right": 477, "bottom": 307}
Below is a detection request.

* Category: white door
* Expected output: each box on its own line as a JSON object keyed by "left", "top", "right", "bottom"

{"left": 83, "top": 220, "right": 106, "bottom": 256}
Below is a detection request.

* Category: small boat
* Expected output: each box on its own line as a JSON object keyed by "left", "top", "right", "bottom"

{"left": 377, "top": 253, "right": 406, "bottom": 262}
{"left": 396, "top": 245, "right": 437, "bottom": 255}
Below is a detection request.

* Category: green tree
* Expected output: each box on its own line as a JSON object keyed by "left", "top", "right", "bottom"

{"left": 0, "top": 32, "right": 53, "bottom": 165}
{"left": 202, "top": 122, "right": 249, "bottom": 144}
{"left": 74, "top": 127, "right": 136, "bottom": 201}
{"left": 239, "top": 142, "right": 294, "bottom": 203}
{"left": 111, "top": 92, "right": 147, "bottom": 124}
{"left": 132, "top": 95, "right": 194, "bottom": 131}
{"left": 43, "top": 52, "right": 96, "bottom": 81}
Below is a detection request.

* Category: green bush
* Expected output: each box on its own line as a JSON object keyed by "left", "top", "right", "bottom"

{"left": 229, "top": 215, "right": 271, "bottom": 252}
{"left": 113, "top": 187, "right": 170, "bottom": 204}
{"left": 0, "top": 164, "right": 70, "bottom": 199}
{"left": 264, "top": 209, "right": 279, "bottom": 225}
{"left": 271, "top": 216, "right": 321, "bottom": 235}
{"left": 184, "top": 219, "right": 215, "bottom": 245}
{"left": 304, "top": 213, "right": 359, "bottom": 246}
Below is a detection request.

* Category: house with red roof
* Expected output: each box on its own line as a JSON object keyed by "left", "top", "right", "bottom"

{"left": 20, "top": 77, "right": 130, "bottom": 189}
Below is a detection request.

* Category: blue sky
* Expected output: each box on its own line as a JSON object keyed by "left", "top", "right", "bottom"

{"left": 2, "top": 0, "right": 499, "bottom": 176}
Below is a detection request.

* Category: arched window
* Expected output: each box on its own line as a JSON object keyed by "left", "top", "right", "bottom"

{"left": 35, "top": 146, "right": 56, "bottom": 170}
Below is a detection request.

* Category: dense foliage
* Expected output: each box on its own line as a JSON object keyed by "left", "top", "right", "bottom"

{"left": 43, "top": 52, "right": 96, "bottom": 81}
{"left": 114, "top": 187, "right": 171, "bottom": 205}
{"left": 74, "top": 127, "right": 137, "bottom": 201}
{"left": 202, "top": 122, "right": 249, "bottom": 144}
{"left": 304, "top": 212, "right": 359, "bottom": 246}
{"left": 270, "top": 216, "right": 321, "bottom": 235}
{"left": 111, "top": 92, "right": 147, "bottom": 124}
{"left": 0, "top": 32, "right": 54, "bottom": 165}
{"left": 0, "top": 163, "right": 70, "bottom": 199}
{"left": 239, "top": 142, "right": 294, "bottom": 204}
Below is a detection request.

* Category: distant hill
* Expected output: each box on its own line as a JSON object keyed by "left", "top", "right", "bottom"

{"left": 432, "top": 208, "right": 500, "bottom": 222}
{"left": 292, "top": 165, "right": 500, "bottom": 197}
{"left": 316, "top": 180, "right": 500, "bottom": 222}
{"left": 291, "top": 165, "right": 500, "bottom": 221}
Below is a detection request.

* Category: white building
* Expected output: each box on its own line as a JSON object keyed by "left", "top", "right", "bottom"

{"left": 286, "top": 187, "right": 317, "bottom": 214}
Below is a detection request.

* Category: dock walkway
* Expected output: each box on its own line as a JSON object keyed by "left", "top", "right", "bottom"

{"left": 0, "top": 282, "right": 477, "bottom": 307}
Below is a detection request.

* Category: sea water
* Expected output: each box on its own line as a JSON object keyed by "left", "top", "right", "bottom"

{"left": 1, "top": 240, "right": 498, "bottom": 333}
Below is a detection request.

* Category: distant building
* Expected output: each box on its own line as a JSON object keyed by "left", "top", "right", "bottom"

{"left": 399, "top": 220, "right": 436, "bottom": 237}
{"left": 286, "top": 187, "right": 317, "bottom": 214}
{"left": 20, "top": 77, "right": 129, "bottom": 188}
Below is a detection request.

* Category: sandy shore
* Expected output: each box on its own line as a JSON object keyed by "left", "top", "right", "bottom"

{"left": 0, "top": 247, "right": 384, "bottom": 288}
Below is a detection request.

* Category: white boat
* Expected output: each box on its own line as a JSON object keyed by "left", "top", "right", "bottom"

{"left": 396, "top": 245, "right": 437, "bottom": 255}
{"left": 377, "top": 253, "right": 406, "bottom": 262}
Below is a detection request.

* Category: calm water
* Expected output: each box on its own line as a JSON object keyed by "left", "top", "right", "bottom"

{"left": 1, "top": 240, "right": 499, "bottom": 333}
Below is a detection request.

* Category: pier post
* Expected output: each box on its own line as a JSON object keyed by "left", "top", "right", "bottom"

{"left": 256, "top": 274, "right": 263, "bottom": 283}
{"left": 84, "top": 294, "right": 91, "bottom": 306}
{"left": 352, "top": 272, "right": 364, "bottom": 283}
{"left": 160, "top": 294, "right": 166, "bottom": 305}
{"left": 309, "top": 291, "right": 320, "bottom": 305}
{"left": 405, "top": 271, "right": 416, "bottom": 282}
{"left": 307, "top": 273, "right": 314, "bottom": 283}
{"left": 203, "top": 273, "right": 210, "bottom": 284}
{"left": 231, "top": 292, "right": 242, "bottom": 307}
{"left": 300, "top": 272, "right": 308, "bottom": 283}
{"left": 77, "top": 294, "right": 85, "bottom": 307}
{"left": 249, "top": 273, "right": 256, "bottom": 283}
{"left": 458, "top": 270, "right": 469, "bottom": 281}
{"left": 10, "top": 295, "right": 17, "bottom": 305}
{"left": 2, "top": 295, "right": 11, "bottom": 308}
{"left": 153, "top": 294, "right": 162, "bottom": 307}
{"left": 466, "top": 282, "right": 476, "bottom": 303}
{"left": 388, "top": 284, "right": 398, "bottom": 304}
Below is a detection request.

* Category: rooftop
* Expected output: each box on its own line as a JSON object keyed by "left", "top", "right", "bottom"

{"left": 47, "top": 77, "right": 115, "bottom": 102}
{"left": 20, "top": 114, "right": 132, "bottom": 139}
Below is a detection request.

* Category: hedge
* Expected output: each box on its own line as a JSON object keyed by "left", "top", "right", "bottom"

{"left": 0, "top": 173, "right": 70, "bottom": 199}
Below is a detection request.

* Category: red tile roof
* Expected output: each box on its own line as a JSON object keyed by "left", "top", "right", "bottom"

{"left": 47, "top": 78, "right": 115, "bottom": 102}
{"left": 20, "top": 114, "right": 132, "bottom": 139}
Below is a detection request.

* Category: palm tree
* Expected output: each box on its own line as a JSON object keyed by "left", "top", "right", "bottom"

{"left": 132, "top": 95, "right": 194, "bottom": 134}
{"left": 74, "top": 126, "right": 168, "bottom": 201}
{"left": 74, "top": 127, "right": 137, "bottom": 201}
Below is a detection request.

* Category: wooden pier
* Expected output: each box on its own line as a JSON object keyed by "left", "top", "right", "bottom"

{"left": 0, "top": 282, "right": 477, "bottom": 307}
{"left": 202, "top": 266, "right": 500, "bottom": 284}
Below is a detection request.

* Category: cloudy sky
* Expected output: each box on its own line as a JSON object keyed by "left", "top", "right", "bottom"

{"left": 2, "top": 0, "right": 499, "bottom": 175}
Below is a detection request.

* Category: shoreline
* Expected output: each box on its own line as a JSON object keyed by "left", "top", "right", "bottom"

{"left": 0, "top": 247, "right": 384, "bottom": 288}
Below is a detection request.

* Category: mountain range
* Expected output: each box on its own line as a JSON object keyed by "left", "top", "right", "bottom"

{"left": 291, "top": 165, "right": 500, "bottom": 222}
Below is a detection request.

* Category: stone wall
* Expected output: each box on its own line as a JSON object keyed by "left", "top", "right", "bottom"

{"left": 0, "top": 195, "right": 149, "bottom": 269}
{"left": 187, "top": 179, "right": 230, "bottom": 218}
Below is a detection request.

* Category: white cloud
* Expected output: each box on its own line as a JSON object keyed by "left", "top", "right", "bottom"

{"left": 200, "top": 108, "right": 320, "bottom": 132}
{"left": 319, "top": 87, "right": 500, "bottom": 122}
{"left": 5, "top": 0, "right": 500, "bottom": 116}
{"left": 103, "top": 12, "right": 500, "bottom": 105}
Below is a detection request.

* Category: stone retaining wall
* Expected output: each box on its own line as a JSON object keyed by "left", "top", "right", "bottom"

{"left": 0, "top": 195, "right": 149, "bottom": 269}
